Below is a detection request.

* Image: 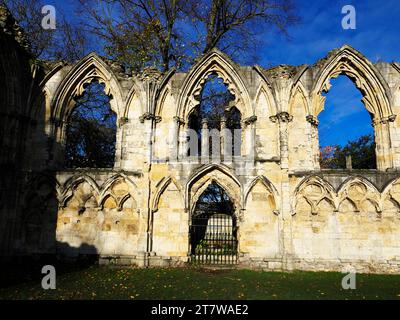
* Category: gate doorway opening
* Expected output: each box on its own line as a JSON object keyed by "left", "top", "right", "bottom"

{"left": 190, "top": 182, "right": 238, "bottom": 265}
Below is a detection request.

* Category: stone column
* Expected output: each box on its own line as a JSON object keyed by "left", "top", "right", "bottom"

{"left": 201, "top": 119, "right": 209, "bottom": 161}
{"left": 139, "top": 113, "right": 156, "bottom": 165}
{"left": 220, "top": 116, "right": 230, "bottom": 162}
{"left": 271, "top": 112, "right": 293, "bottom": 270}
{"left": 178, "top": 122, "right": 188, "bottom": 161}
{"left": 115, "top": 117, "right": 129, "bottom": 169}
{"left": 374, "top": 115, "right": 396, "bottom": 171}
{"left": 243, "top": 116, "right": 257, "bottom": 164}
{"left": 275, "top": 112, "right": 293, "bottom": 170}
{"left": 54, "top": 118, "right": 68, "bottom": 168}
{"left": 306, "top": 115, "right": 320, "bottom": 170}
{"left": 171, "top": 116, "right": 182, "bottom": 162}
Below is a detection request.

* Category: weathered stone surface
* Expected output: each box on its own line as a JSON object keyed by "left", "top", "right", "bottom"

{"left": 2, "top": 5, "right": 400, "bottom": 273}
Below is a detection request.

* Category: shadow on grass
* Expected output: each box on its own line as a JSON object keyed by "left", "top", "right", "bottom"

{"left": 0, "top": 243, "right": 98, "bottom": 289}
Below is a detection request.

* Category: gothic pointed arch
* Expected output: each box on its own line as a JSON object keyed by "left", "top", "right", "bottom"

{"left": 99, "top": 174, "right": 138, "bottom": 211}
{"left": 155, "top": 85, "right": 172, "bottom": 119}
{"left": 254, "top": 80, "right": 278, "bottom": 117}
{"left": 391, "top": 62, "right": 400, "bottom": 94}
{"left": 124, "top": 76, "right": 145, "bottom": 119}
{"left": 155, "top": 68, "right": 176, "bottom": 113}
{"left": 152, "top": 176, "right": 183, "bottom": 213}
{"left": 52, "top": 52, "right": 125, "bottom": 123}
{"left": 244, "top": 176, "right": 279, "bottom": 212}
{"left": 289, "top": 81, "right": 310, "bottom": 116}
{"left": 311, "top": 45, "right": 393, "bottom": 121}
{"left": 100, "top": 173, "right": 138, "bottom": 197}
{"left": 293, "top": 176, "right": 337, "bottom": 215}
{"left": 337, "top": 175, "right": 379, "bottom": 194}
{"left": 337, "top": 176, "right": 381, "bottom": 213}
{"left": 311, "top": 45, "right": 395, "bottom": 170}
{"left": 382, "top": 177, "right": 400, "bottom": 213}
{"left": 253, "top": 65, "right": 279, "bottom": 111}
{"left": 29, "top": 62, "right": 65, "bottom": 120}
{"left": 186, "top": 164, "right": 241, "bottom": 213}
{"left": 59, "top": 174, "right": 100, "bottom": 207}
{"left": 177, "top": 49, "right": 253, "bottom": 121}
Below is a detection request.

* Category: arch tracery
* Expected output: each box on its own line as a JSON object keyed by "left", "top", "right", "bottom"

{"left": 177, "top": 49, "right": 253, "bottom": 122}
{"left": 312, "top": 46, "right": 393, "bottom": 121}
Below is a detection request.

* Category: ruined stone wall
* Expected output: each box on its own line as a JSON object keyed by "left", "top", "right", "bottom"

{"left": 2, "top": 5, "right": 400, "bottom": 273}
{"left": 0, "top": 7, "right": 38, "bottom": 256}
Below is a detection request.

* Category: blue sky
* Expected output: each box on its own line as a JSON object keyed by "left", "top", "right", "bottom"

{"left": 259, "top": 0, "right": 399, "bottom": 146}
{"left": 261, "top": 0, "right": 400, "bottom": 66}
{"left": 50, "top": 0, "right": 399, "bottom": 147}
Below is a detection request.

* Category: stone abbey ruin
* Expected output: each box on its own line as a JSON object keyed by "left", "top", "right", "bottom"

{"left": 2, "top": 6, "right": 400, "bottom": 273}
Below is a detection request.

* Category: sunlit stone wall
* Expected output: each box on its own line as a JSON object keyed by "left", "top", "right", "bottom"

{"left": 2, "top": 5, "right": 400, "bottom": 273}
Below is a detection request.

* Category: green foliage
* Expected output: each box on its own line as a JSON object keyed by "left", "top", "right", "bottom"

{"left": 80, "top": 0, "right": 298, "bottom": 72}
{"left": 320, "top": 134, "right": 376, "bottom": 169}
{"left": 4, "top": 0, "right": 299, "bottom": 70}
{"left": 195, "top": 239, "right": 209, "bottom": 254}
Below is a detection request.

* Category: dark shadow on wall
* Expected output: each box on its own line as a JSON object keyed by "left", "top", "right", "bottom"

{"left": 0, "top": 8, "right": 100, "bottom": 289}
{"left": 0, "top": 243, "right": 99, "bottom": 289}
{"left": 0, "top": 171, "right": 100, "bottom": 289}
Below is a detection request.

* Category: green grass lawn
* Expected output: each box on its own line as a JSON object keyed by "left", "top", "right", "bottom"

{"left": 1, "top": 265, "right": 400, "bottom": 300}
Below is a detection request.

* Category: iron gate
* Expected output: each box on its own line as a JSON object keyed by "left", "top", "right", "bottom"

{"left": 190, "top": 213, "right": 238, "bottom": 265}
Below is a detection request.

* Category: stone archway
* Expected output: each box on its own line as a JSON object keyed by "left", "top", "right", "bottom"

{"left": 186, "top": 165, "right": 242, "bottom": 264}
{"left": 189, "top": 181, "right": 238, "bottom": 265}
{"left": 310, "top": 45, "right": 395, "bottom": 170}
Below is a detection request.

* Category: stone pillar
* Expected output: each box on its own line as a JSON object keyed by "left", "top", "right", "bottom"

{"left": 139, "top": 113, "right": 156, "bottom": 165}
{"left": 220, "top": 116, "right": 230, "bottom": 162}
{"left": 270, "top": 112, "right": 293, "bottom": 270}
{"left": 346, "top": 155, "right": 352, "bottom": 170}
{"left": 53, "top": 118, "right": 69, "bottom": 169}
{"left": 243, "top": 116, "right": 257, "bottom": 164}
{"left": 201, "top": 119, "right": 209, "bottom": 161}
{"left": 114, "top": 117, "right": 128, "bottom": 169}
{"left": 178, "top": 122, "right": 188, "bottom": 161}
{"left": 275, "top": 112, "right": 293, "bottom": 170}
{"left": 373, "top": 115, "right": 396, "bottom": 171}
{"left": 306, "top": 115, "right": 320, "bottom": 170}
{"left": 171, "top": 116, "right": 182, "bottom": 162}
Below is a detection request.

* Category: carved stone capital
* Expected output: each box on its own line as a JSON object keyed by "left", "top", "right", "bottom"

{"left": 381, "top": 114, "right": 397, "bottom": 124}
{"left": 372, "top": 114, "right": 396, "bottom": 126}
{"left": 155, "top": 116, "right": 162, "bottom": 123}
{"left": 278, "top": 112, "right": 293, "bottom": 123}
{"left": 139, "top": 112, "right": 162, "bottom": 123}
{"left": 118, "top": 117, "right": 129, "bottom": 126}
{"left": 306, "top": 115, "right": 319, "bottom": 126}
{"left": 139, "top": 112, "right": 151, "bottom": 123}
{"left": 137, "top": 66, "right": 162, "bottom": 82}
{"left": 269, "top": 115, "right": 278, "bottom": 123}
{"left": 243, "top": 115, "right": 257, "bottom": 126}
{"left": 270, "top": 112, "right": 293, "bottom": 123}
{"left": 173, "top": 116, "right": 185, "bottom": 125}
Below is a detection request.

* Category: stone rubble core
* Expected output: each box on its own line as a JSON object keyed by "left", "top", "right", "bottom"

{"left": 2, "top": 5, "right": 400, "bottom": 273}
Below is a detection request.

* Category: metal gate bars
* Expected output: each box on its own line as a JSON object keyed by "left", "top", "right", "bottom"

{"left": 190, "top": 213, "right": 238, "bottom": 265}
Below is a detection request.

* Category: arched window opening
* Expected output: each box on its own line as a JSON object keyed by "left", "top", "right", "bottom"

{"left": 187, "top": 74, "right": 241, "bottom": 159}
{"left": 190, "top": 182, "right": 238, "bottom": 265}
{"left": 319, "top": 75, "right": 376, "bottom": 169}
{"left": 65, "top": 81, "right": 117, "bottom": 168}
